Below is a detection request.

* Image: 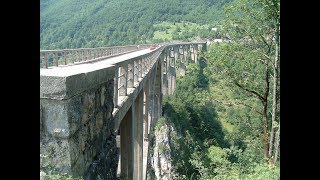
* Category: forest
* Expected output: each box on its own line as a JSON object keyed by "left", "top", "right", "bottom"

{"left": 40, "top": 0, "right": 232, "bottom": 50}
{"left": 41, "top": 0, "right": 280, "bottom": 179}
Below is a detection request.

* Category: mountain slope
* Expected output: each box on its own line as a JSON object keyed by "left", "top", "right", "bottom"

{"left": 40, "top": 0, "right": 233, "bottom": 49}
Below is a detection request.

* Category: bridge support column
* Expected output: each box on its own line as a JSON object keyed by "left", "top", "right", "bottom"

{"left": 120, "top": 107, "right": 134, "bottom": 179}
{"left": 194, "top": 44, "right": 198, "bottom": 63}
{"left": 190, "top": 45, "right": 195, "bottom": 63}
{"left": 143, "top": 79, "right": 150, "bottom": 140}
{"left": 162, "top": 51, "right": 169, "bottom": 95}
{"left": 148, "top": 68, "right": 156, "bottom": 133}
{"left": 178, "top": 46, "right": 186, "bottom": 76}
{"left": 133, "top": 89, "right": 143, "bottom": 180}
{"left": 128, "top": 61, "right": 134, "bottom": 88}
{"left": 154, "top": 60, "right": 162, "bottom": 122}
{"left": 114, "top": 65, "right": 119, "bottom": 107}
{"left": 119, "top": 63, "right": 128, "bottom": 96}
{"left": 168, "top": 47, "right": 176, "bottom": 95}
{"left": 186, "top": 45, "right": 191, "bottom": 64}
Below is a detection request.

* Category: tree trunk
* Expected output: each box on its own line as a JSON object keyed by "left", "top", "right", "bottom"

{"left": 262, "top": 100, "right": 269, "bottom": 159}
{"left": 262, "top": 63, "right": 270, "bottom": 159}
{"left": 273, "top": 122, "right": 280, "bottom": 164}
{"left": 268, "top": 30, "right": 279, "bottom": 160}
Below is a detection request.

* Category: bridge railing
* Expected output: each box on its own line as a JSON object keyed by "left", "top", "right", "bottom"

{"left": 40, "top": 44, "right": 154, "bottom": 69}
{"left": 113, "top": 46, "right": 164, "bottom": 108}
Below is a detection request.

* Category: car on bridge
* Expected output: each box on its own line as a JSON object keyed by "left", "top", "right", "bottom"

{"left": 149, "top": 44, "right": 161, "bottom": 50}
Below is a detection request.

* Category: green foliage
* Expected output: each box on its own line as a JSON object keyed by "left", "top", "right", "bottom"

{"left": 153, "top": 22, "right": 221, "bottom": 42}
{"left": 205, "top": 0, "right": 280, "bottom": 163}
{"left": 162, "top": 58, "right": 231, "bottom": 179}
{"left": 155, "top": 117, "right": 167, "bottom": 131}
{"left": 40, "top": 0, "right": 233, "bottom": 49}
{"left": 242, "top": 163, "right": 280, "bottom": 180}
{"left": 41, "top": 170, "right": 82, "bottom": 180}
{"left": 161, "top": 54, "right": 279, "bottom": 179}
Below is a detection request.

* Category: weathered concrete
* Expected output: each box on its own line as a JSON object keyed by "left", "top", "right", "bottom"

{"left": 40, "top": 78, "right": 116, "bottom": 178}
{"left": 133, "top": 89, "right": 144, "bottom": 180}
{"left": 120, "top": 107, "right": 133, "bottom": 179}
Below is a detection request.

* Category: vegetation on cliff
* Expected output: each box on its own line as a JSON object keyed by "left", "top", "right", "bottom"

{"left": 151, "top": 0, "right": 280, "bottom": 178}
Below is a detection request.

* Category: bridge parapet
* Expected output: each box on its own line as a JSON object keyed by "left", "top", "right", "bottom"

{"left": 113, "top": 47, "right": 164, "bottom": 109}
{"left": 40, "top": 44, "right": 154, "bottom": 69}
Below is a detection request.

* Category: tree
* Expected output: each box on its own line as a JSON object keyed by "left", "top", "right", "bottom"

{"left": 204, "top": 0, "right": 280, "bottom": 164}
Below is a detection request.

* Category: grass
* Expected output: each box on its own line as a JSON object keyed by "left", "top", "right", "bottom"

{"left": 152, "top": 21, "right": 210, "bottom": 41}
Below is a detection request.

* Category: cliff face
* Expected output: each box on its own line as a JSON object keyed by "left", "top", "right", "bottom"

{"left": 148, "top": 119, "right": 176, "bottom": 180}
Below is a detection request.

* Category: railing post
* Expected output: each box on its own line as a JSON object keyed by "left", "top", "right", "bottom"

{"left": 134, "top": 59, "right": 139, "bottom": 86}
{"left": 138, "top": 58, "right": 142, "bottom": 80}
{"left": 44, "top": 52, "right": 48, "bottom": 68}
{"left": 63, "top": 51, "right": 67, "bottom": 65}
{"left": 127, "top": 61, "right": 134, "bottom": 89}
{"left": 119, "top": 63, "right": 128, "bottom": 96}
{"left": 54, "top": 52, "right": 59, "bottom": 66}
{"left": 114, "top": 65, "right": 119, "bottom": 108}
{"left": 142, "top": 56, "right": 146, "bottom": 76}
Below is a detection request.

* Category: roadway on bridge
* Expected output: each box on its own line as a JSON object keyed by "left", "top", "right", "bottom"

{"left": 40, "top": 48, "right": 156, "bottom": 77}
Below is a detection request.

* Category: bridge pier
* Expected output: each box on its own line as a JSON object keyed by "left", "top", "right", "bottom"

{"left": 178, "top": 45, "right": 186, "bottom": 76}
{"left": 154, "top": 60, "right": 162, "bottom": 122}
{"left": 133, "top": 89, "right": 144, "bottom": 180}
{"left": 143, "top": 79, "right": 150, "bottom": 140}
{"left": 194, "top": 44, "right": 198, "bottom": 63}
{"left": 168, "top": 47, "right": 176, "bottom": 95}
{"left": 120, "top": 107, "right": 134, "bottom": 179}
{"left": 162, "top": 51, "right": 169, "bottom": 95}
{"left": 190, "top": 45, "right": 195, "bottom": 63}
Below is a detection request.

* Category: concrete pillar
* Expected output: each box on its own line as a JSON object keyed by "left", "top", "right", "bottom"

{"left": 134, "top": 59, "right": 139, "bottom": 87}
{"left": 190, "top": 45, "right": 195, "bottom": 63}
{"left": 166, "top": 49, "right": 172, "bottom": 95}
{"left": 174, "top": 46, "right": 179, "bottom": 68}
{"left": 194, "top": 44, "right": 198, "bottom": 63}
{"left": 138, "top": 58, "right": 142, "bottom": 80}
{"left": 128, "top": 62, "right": 134, "bottom": 88}
{"left": 143, "top": 79, "right": 150, "bottom": 140}
{"left": 179, "top": 45, "right": 184, "bottom": 63}
{"left": 178, "top": 45, "right": 186, "bottom": 76}
{"left": 162, "top": 51, "right": 169, "bottom": 95}
{"left": 172, "top": 46, "right": 178, "bottom": 93}
{"left": 120, "top": 107, "right": 133, "bottom": 179}
{"left": 133, "top": 89, "right": 143, "bottom": 180}
{"left": 119, "top": 63, "right": 128, "bottom": 96}
{"left": 185, "top": 45, "right": 190, "bottom": 65}
{"left": 154, "top": 60, "right": 162, "bottom": 121}
{"left": 114, "top": 65, "right": 119, "bottom": 108}
{"left": 166, "top": 47, "right": 176, "bottom": 95}
{"left": 148, "top": 69, "right": 155, "bottom": 134}
{"left": 142, "top": 56, "right": 146, "bottom": 76}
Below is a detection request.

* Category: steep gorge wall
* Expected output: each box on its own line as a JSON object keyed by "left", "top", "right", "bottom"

{"left": 147, "top": 118, "right": 177, "bottom": 180}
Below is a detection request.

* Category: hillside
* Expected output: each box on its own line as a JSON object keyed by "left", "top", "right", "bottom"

{"left": 40, "top": 0, "right": 233, "bottom": 49}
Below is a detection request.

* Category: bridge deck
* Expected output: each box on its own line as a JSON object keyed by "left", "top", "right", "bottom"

{"left": 40, "top": 48, "right": 154, "bottom": 77}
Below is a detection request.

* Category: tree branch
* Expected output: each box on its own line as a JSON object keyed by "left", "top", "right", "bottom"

{"left": 234, "top": 81, "right": 265, "bottom": 101}
{"left": 213, "top": 99, "right": 263, "bottom": 116}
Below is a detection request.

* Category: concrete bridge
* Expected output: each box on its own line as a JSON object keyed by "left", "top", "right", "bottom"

{"left": 40, "top": 42, "right": 207, "bottom": 179}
